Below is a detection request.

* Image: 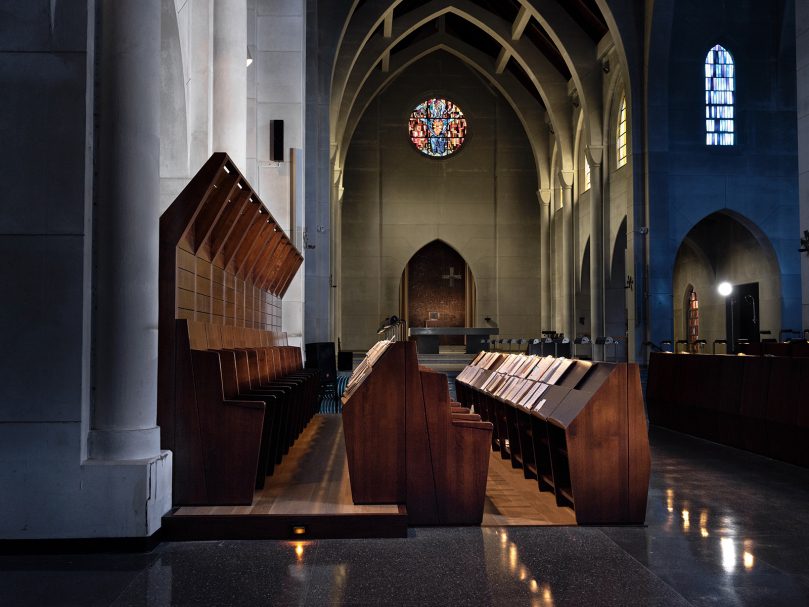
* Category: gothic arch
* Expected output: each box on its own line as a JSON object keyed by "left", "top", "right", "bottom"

{"left": 337, "top": 37, "right": 550, "bottom": 191}
{"left": 395, "top": 237, "right": 481, "bottom": 288}
{"left": 672, "top": 210, "right": 783, "bottom": 346}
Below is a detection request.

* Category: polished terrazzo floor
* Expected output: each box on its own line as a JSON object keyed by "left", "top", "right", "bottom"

{"left": 2, "top": 426, "right": 808, "bottom": 607}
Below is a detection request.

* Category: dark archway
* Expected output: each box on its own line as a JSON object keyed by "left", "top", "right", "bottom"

{"left": 606, "top": 217, "right": 628, "bottom": 356}
{"left": 577, "top": 239, "right": 591, "bottom": 338}
{"left": 401, "top": 240, "right": 475, "bottom": 347}
{"left": 672, "top": 211, "right": 781, "bottom": 351}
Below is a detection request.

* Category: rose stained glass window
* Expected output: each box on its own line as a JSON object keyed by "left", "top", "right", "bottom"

{"left": 409, "top": 98, "right": 467, "bottom": 157}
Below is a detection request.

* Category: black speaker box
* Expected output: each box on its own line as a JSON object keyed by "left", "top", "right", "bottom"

{"left": 305, "top": 342, "right": 336, "bottom": 381}
{"left": 270, "top": 119, "right": 284, "bottom": 162}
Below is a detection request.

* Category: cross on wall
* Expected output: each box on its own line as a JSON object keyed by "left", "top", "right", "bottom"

{"left": 442, "top": 267, "right": 462, "bottom": 287}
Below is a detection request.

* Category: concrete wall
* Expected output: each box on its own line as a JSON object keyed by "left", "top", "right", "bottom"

{"left": 0, "top": 1, "right": 172, "bottom": 539}
{"left": 340, "top": 52, "right": 541, "bottom": 351}
{"left": 304, "top": 0, "right": 352, "bottom": 344}
{"left": 0, "top": 2, "right": 95, "bottom": 536}
{"left": 159, "top": 0, "right": 302, "bottom": 339}
{"left": 647, "top": 0, "right": 800, "bottom": 346}
{"left": 797, "top": 0, "right": 809, "bottom": 330}
{"left": 250, "top": 0, "right": 307, "bottom": 347}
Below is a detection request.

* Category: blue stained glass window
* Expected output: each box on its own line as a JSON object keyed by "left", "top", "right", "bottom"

{"left": 705, "top": 45, "right": 735, "bottom": 145}
{"left": 409, "top": 98, "right": 467, "bottom": 157}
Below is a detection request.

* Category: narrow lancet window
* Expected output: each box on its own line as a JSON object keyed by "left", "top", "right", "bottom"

{"left": 584, "top": 156, "right": 591, "bottom": 191}
{"left": 705, "top": 45, "right": 735, "bottom": 146}
{"left": 616, "top": 96, "right": 628, "bottom": 168}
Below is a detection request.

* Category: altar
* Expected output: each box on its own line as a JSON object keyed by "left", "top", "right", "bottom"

{"left": 408, "top": 327, "right": 499, "bottom": 354}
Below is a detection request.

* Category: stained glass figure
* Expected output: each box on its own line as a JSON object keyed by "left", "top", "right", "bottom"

{"left": 705, "top": 45, "right": 735, "bottom": 146}
{"left": 409, "top": 98, "right": 467, "bottom": 157}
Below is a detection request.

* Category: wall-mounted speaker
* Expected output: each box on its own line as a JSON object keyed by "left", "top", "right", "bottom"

{"left": 270, "top": 119, "right": 284, "bottom": 162}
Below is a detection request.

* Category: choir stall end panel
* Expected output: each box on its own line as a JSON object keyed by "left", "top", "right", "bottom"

{"left": 341, "top": 342, "right": 408, "bottom": 505}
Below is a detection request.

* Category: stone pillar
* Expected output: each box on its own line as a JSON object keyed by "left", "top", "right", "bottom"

{"left": 560, "top": 172, "right": 575, "bottom": 340}
{"left": 538, "top": 189, "right": 552, "bottom": 330}
{"left": 91, "top": 0, "right": 163, "bottom": 461}
{"left": 588, "top": 148, "right": 605, "bottom": 361}
{"left": 213, "top": 0, "right": 247, "bottom": 168}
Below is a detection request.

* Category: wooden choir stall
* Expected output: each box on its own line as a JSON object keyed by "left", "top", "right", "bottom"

{"left": 454, "top": 351, "right": 651, "bottom": 525}
{"left": 341, "top": 340, "right": 494, "bottom": 525}
{"left": 157, "top": 153, "right": 321, "bottom": 507}
{"left": 647, "top": 349, "right": 809, "bottom": 467}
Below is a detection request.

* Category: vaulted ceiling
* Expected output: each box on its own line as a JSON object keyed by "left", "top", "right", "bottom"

{"left": 330, "top": 0, "right": 615, "bottom": 189}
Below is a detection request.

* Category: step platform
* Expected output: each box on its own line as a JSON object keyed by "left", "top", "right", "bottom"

{"left": 163, "top": 413, "right": 574, "bottom": 541}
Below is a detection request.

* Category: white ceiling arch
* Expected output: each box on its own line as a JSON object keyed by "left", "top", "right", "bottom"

{"left": 332, "top": 0, "right": 574, "bottom": 173}
{"left": 335, "top": 32, "right": 551, "bottom": 191}
{"left": 519, "top": 0, "right": 604, "bottom": 153}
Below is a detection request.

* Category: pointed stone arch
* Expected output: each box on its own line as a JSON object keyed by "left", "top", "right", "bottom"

{"left": 672, "top": 210, "right": 783, "bottom": 348}
{"left": 400, "top": 239, "right": 476, "bottom": 346}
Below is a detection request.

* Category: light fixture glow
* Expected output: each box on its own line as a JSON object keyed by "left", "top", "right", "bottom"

{"left": 718, "top": 281, "right": 733, "bottom": 297}
{"left": 246, "top": 46, "right": 253, "bottom": 67}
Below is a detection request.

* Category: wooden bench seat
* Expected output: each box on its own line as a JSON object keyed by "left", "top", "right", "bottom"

{"left": 170, "top": 319, "right": 320, "bottom": 505}
{"left": 342, "top": 340, "right": 493, "bottom": 525}
{"left": 454, "top": 351, "right": 650, "bottom": 524}
{"left": 648, "top": 351, "right": 809, "bottom": 467}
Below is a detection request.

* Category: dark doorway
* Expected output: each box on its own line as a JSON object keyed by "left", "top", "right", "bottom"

{"left": 402, "top": 240, "right": 472, "bottom": 347}
{"left": 726, "top": 282, "right": 760, "bottom": 353}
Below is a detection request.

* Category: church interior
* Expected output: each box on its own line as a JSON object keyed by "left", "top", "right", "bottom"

{"left": 2, "top": 0, "right": 809, "bottom": 605}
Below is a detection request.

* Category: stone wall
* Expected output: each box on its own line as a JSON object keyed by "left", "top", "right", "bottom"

{"left": 340, "top": 52, "right": 541, "bottom": 351}
{"left": 647, "top": 0, "right": 800, "bottom": 346}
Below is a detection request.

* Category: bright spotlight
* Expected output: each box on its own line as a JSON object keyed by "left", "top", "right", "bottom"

{"left": 717, "top": 282, "right": 733, "bottom": 297}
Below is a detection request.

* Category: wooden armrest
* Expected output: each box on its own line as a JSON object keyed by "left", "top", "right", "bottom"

{"left": 452, "top": 420, "right": 494, "bottom": 430}
{"left": 452, "top": 413, "right": 481, "bottom": 422}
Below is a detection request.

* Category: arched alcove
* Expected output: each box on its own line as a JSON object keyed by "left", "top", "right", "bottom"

{"left": 400, "top": 240, "right": 476, "bottom": 347}
{"left": 672, "top": 211, "right": 781, "bottom": 350}
{"left": 577, "top": 239, "right": 591, "bottom": 338}
{"left": 605, "top": 217, "right": 627, "bottom": 354}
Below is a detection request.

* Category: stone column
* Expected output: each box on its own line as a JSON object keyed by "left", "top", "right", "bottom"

{"left": 90, "top": 0, "right": 163, "bottom": 461}
{"left": 560, "top": 172, "right": 575, "bottom": 340}
{"left": 538, "top": 189, "right": 552, "bottom": 330}
{"left": 588, "top": 147, "right": 605, "bottom": 361}
{"left": 213, "top": 0, "right": 247, "bottom": 168}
